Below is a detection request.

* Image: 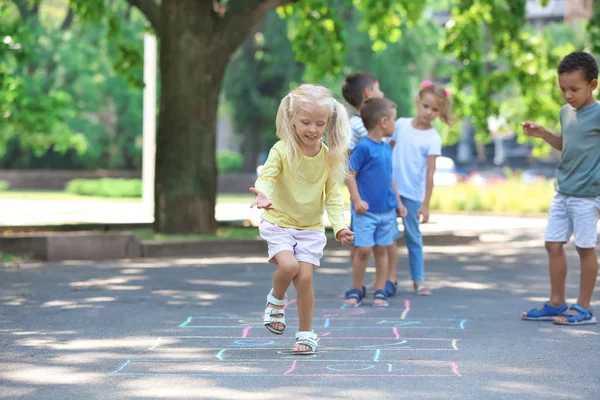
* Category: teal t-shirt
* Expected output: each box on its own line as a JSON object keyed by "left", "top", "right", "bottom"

{"left": 556, "top": 101, "right": 600, "bottom": 197}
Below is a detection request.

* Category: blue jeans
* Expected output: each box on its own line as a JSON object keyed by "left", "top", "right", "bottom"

{"left": 401, "top": 196, "right": 424, "bottom": 282}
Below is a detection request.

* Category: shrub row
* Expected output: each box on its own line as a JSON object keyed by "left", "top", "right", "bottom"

{"left": 341, "top": 180, "right": 555, "bottom": 215}
{"left": 66, "top": 178, "right": 142, "bottom": 198}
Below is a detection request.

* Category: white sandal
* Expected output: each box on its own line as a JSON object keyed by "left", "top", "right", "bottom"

{"left": 264, "top": 288, "right": 287, "bottom": 335}
{"left": 293, "top": 331, "right": 318, "bottom": 355}
{"left": 414, "top": 284, "right": 432, "bottom": 296}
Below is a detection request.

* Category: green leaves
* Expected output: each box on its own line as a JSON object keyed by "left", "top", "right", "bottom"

{"left": 67, "top": 0, "right": 106, "bottom": 22}
{"left": 0, "top": 2, "right": 83, "bottom": 158}
{"left": 354, "top": 0, "right": 424, "bottom": 50}
{"left": 587, "top": 1, "right": 600, "bottom": 54}
{"left": 278, "top": 0, "right": 425, "bottom": 80}
{"left": 278, "top": 0, "right": 346, "bottom": 80}
{"left": 440, "top": 0, "right": 580, "bottom": 153}
{"left": 1, "top": 0, "right": 145, "bottom": 169}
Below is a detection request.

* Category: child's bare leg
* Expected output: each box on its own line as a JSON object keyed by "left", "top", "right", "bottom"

{"left": 546, "top": 242, "right": 568, "bottom": 306}
{"left": 523, "top": 241, "right": 568, "bottom": 318}
{"left": 268, "top": 251, "right": 299, "bottom": 332}
{"left": 345, "top": 246, "right": 371, "bottom": 306}
{"left": 553, "top": 247, "right": 598, "bottom": 323}
{"left": 575, "top": 247, "right": 598, "bottom": 309}
{"left": 293, "top": 261, "right": 314, "bottom": 353}
{"left": 373, "top": 245, "right": 388, "bottom": 306}
{"left": 386, "top": 241, "right": 397, "bottom": 283}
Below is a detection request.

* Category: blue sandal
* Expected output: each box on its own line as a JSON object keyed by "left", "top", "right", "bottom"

{"left": 385, "top": 280, "right": 397, "bottom": 297}
{"left": 343, "top": 288, "right": 364, "bottom": 307}
{"left": 553, "top": 304, "right": 597, "bottom": 325}
{"left": 373, "top": 289, "right": 389, "bottom": 307}
{"left": 522, "top": 302, "right": 568, "bottom": 321}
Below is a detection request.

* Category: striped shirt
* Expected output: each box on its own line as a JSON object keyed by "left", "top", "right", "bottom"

{"left": 349, "top": 114, "right": 368, "bottom": 151}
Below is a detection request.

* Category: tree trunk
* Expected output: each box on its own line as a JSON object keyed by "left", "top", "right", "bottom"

{"left": 241, "top": 130, "right": 262, "bottom": 172}
{"left": 154, "top": 0, "right": 271, "bottom": 234}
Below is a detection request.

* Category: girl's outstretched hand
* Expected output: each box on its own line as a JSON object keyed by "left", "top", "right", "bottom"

{"left": 336, "top": 228, "right": 354, "bottom": 246}
{"left": 249, "top": 187, "right": 273, "bottom": 210}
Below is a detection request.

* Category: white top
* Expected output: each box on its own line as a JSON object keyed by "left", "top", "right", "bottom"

{"left": 391, "top": 117, "right": 442, "bottom": 202}
{"left": 348, "top": 114, "right": 368, "bottom": 151}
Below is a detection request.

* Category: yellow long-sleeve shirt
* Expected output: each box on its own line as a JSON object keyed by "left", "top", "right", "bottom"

{"left": 254, "top": 140, "right": 347, "bottom": 236}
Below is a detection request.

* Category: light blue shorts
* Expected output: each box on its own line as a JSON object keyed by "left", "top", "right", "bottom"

{"left": 352, "top": 209, "right": 399, "bottom": 248}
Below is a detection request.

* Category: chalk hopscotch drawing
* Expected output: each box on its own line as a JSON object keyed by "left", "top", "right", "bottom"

{"left": 111, "top": 297, "right": 466, "bottom": 377}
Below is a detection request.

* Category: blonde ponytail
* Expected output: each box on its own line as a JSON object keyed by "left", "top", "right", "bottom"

{"left": 275, "top": 93, "right": 303, "bottom": 172}
{"left": 326, "top": 99, "right": 350, "bottom": 183}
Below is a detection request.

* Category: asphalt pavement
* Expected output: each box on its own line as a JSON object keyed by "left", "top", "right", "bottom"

{"left": 1, "top": 228, "right": 599, "bottom": 399}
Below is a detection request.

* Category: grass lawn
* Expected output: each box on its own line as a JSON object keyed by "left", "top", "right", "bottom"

{"left": 0, "top": 190, "right": 140, "bottom": 202}
{"left": 134, "top": 226, "right": 336, "bottom": 241}
{"left": 134, "top": 226, "right": 259, "bottom": 241}
{"left": 0, "top": 251, "right": 27, "bottom": 263}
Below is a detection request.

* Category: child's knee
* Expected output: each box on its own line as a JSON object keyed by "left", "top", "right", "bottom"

{"left": 278, "top": 258, "right": 300, "bottom": 274}
{"left": 575, "top": 246, "right": 597, "bottom": 258}
{"left": 355, "top": 246, "right": 372, "bottom": 261}
{"left": 545, "top": 241, "right": 563, "bottom": 256}
{"left": 372, "top": 245, "right": 387, "bottom": 256}
{"left": 294, "top": 271, "right": 313, "bottom": 289}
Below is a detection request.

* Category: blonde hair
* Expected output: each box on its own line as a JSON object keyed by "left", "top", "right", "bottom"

{"left": 418, "top": 83, "right": 456, "bottom": 126}
{"left": 275, "top": 84, "right": 350, "bottom": 183}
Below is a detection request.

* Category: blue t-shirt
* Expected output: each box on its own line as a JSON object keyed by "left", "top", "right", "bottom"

{"left": 349, "top": 137, "right": 398, "bottom": 212}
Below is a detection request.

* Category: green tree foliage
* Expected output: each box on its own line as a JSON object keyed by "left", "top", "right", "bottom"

{"left": 0, "top": 3, "right": 85, "bottom": 159}
{"left": 440, "top": 0, "right": 586, "bottom": 154}
{"left": 277, "top": 0, "right": 425, "bottom": 80}
{"left": 8, "top": 0, "right": 597, "bottom": 233}
{"left": 0, "top": 0, "right": 144, "bottom": 169}
{"left": 587, "top": 0, "right": 600, "bottom": 54}
{"left": 223, "top": 4, "right": 445, "bottom": 171}
{"left": 222, "top": 10, "right": 304, "bottom": 171}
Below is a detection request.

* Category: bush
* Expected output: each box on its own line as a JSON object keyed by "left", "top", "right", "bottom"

{"left": 430, "top": 180, "right": 554, "bottom": 214}
{"left": 217, "top": 150, "right": 244, "bottom": 173}
{"left": 65, "top": 178, "right": 142, "bottom": 198}
{"left": 0, "top": 180, "right": 9, "bottom": 192}
{"left": 341, "top": 179, "right": 554, "bottom": 215}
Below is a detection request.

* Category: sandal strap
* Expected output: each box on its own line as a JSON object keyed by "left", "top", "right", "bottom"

{"left": 570, "top": 304, "right": 593, "bottom": 316}
{"left": 295, "top": 331, "right": 318, "bottom": 350}
{"left": 264, "top": 307, "right": 285, "bottom": 317}
{"left": 525, "top": 302, "right": 567, "bottom": 318}
{"left": 345, "top": 288, "right": 364, "bottom": 301}
{"left": 264, "top": 316, "right": 285, "bottom": 325}
{"left": 374, "top": 289, "right": 388, "bottom": 300}
{"left": 560, "top": 304, "right": 594, "bottom": 322}
{"left": 264, "top": 304, "right": 285, "bottom": 327}
{"left": 266, "top": 289, "right": 288, "bottom": 306}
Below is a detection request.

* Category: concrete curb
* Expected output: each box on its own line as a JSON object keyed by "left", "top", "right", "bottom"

{"left": 0, "top": 231, "right": 141, "bottom": 261}
{"left": 0, "top": 230, "right": 480, "bottom": 262}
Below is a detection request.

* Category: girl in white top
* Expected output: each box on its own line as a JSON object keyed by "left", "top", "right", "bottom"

{"left": 387, "top": 81, "right": 455, "bottom": 295}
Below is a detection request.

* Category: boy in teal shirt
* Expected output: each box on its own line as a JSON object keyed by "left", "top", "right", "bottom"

{"left": 521, "top": 51, "right": 599, "bottom": 325}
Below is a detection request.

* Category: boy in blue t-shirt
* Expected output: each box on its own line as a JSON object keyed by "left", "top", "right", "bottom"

{"left": 343, "top": 98, "right": 407, "bottom": 307}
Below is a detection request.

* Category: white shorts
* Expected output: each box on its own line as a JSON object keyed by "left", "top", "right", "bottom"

{"left": 258, "top": 219, "right": 327, "bottom": 267}
{"left": 545, "top": 192, "right": 600, "bottom": 248}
